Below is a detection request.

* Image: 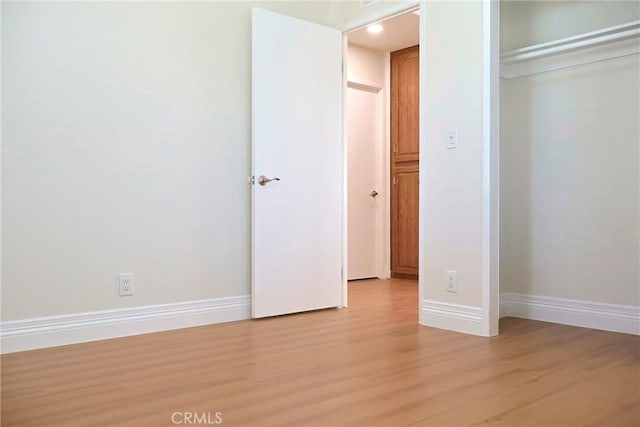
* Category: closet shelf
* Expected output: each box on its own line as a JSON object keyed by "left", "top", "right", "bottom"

{"left": 500, "top": 20, "right": 640, "bottom": 79}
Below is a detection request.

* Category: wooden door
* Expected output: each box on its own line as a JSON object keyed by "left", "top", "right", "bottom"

{"left": 391, "top": 45, "right": 419, "bottom": 279}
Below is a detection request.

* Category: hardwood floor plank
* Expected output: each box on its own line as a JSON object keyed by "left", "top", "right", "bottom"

{"left": 2, "top": 279, "right": 638, "bottom": 426}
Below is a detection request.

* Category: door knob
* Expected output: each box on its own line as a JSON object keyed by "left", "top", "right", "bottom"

{"left": 258, "top": 175, "right": 280, "bottom": 186}
{"left": 370, "top": 190, "right": 379, "bottom": 197}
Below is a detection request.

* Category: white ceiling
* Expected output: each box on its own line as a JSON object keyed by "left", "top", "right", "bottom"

{"left": 347, "top": 11, "right": 419, "bottom": 53}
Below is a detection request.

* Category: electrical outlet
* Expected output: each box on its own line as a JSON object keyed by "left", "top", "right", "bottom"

{"left": 446, "top": 270, "right": 458, "bottom": 293}
{"left": 119, "top": 273, "right": 134, "bottom": 296}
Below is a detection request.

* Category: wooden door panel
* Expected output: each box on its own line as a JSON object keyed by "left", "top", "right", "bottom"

{"left": 391, "top": 46, "right": 419, "bottom": 163}
{"left": 391, "top": 166, "right": 419, "bottom": 278}
{"left": 390, "top": 45, "right": 419, "bottom": 280}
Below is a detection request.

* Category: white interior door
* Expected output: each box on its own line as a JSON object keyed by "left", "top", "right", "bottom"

{"left": 347, "top": 86, "right": 380, "bottom": 280}
{"left": 251, "top": 8, "right": 343, "bottom": 318}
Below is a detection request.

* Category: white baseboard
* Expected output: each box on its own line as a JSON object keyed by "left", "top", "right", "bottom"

{"left": 0, "top": 295, "right": 251, "bottom": 354}
{"left": 421, "top": 300, "right": 484, "bottom": 336}
{"left": 500, "top": 293, "right": 640, "bottom": 336}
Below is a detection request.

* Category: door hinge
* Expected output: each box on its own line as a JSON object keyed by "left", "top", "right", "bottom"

{"left": 393, "top": 144, "right": 398, "bottom": 154}
{"left": 393, "top": 175, "right": 397, "bottom": 185}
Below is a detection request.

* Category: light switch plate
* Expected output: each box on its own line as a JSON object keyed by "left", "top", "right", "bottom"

{"left": 446, "top": 127, "right": 458, "bottom": 149}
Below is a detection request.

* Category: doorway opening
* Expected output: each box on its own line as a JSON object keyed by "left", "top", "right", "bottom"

{"left": 345, "top": 9, "right": 420, "bottom": 290}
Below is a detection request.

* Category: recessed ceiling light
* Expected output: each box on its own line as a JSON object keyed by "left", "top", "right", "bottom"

{"left": 367, "top": 24, "right": 383, "bottom": 34}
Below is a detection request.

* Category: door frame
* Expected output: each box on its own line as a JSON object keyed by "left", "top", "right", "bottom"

{"left": 340, "top": 0, "right": 500, "bottom": 336}
{"left": 341, "top": 2, "right": 421, "bottom": 308}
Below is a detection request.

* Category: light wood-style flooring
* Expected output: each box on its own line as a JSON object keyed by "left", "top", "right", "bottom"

{"left": 2, "top": 279, "right": 639, "bottom": 426}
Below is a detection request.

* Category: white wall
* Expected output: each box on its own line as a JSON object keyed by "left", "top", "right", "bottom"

{"left": 500, "top": 1, "right": 640, "bottom": 308}
{"left": 347, "top": 44, "right": 385, "bottom": 87}
{"left": 1, "top": 1, "right": 334, "bottom": 321}
{"left": 501, "top": 0, "right": 640, "bottom": 51}
{"left": 501, "top": 55, "right": 640, "bottom": 306}
{"left": 421, "top": 1, "right": 486, "bottom": 312}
